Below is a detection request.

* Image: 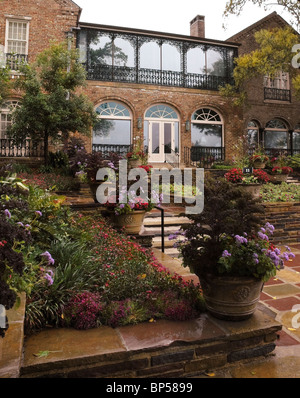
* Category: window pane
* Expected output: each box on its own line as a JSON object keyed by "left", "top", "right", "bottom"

{"left": 162, "top": 43, "right": 180, "bottom": 72}
{"left": 191, "top": 124, "right": 222, "bottom": 147}
{"left": 140, "top": 41, "right": 160, "bottom": 69}
{"left": 206, "top": 48, "right": 226, "bottom": 77}
{"left": 152, "top": 122, "right": 160, "bottom": 153}
{"left": 187, "top": 47, "right": 205, "bottom": 74}
{"left": 264, "top": 130, "right": 287, "bottom": 148}
{"left": 293, "top": 132, "right": 300, "bottom": 150}
{"left": 93, "top": 119, "right": 131, "bottom": 145}
{"left": 114, "top": 38, "right": 134, "bottom": 67}
{"left": 90, "top": 34, "right": 112, "bottom": 66}
{"left": 248, "top": 128, "right": 258, "bottom": 148}
{"left": 164, "top": 123, "right": 172, "bottom": 153}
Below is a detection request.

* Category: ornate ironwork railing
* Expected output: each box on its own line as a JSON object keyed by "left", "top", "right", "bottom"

{"left": 0, "top": 139, "right": 44, "bottom": 158}
{"left": 250, "top": 147, "right": 300, "bottom": 157}
{"left": 264, "top": 88, "right": 291, "bottom": 102}
{"left": 86, "top": 63, "right": 232, "bottom": 90}
{"left": 92, "top": 143, "right": 132, "bottom": 155}
{"left": 184, "top": 146, "right": 225, "bottom": 168}
{"left": 5, "top": 53, "right": 28, "bottom": 71}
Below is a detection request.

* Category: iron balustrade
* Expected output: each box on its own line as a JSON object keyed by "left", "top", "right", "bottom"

{"left": 184, "top": 146, "right": 225, "bottom": 168}
{"left": 86, "top": 63, "right": 233, "bottom": 90}
{"left": 5, "top": 53, "right": 28, "bottom": 71}
{"left": 0, "top": 139, "right": 43, "bottom": 158}
{"left": 264, "top": 87, "right": 291, "bottom": 102}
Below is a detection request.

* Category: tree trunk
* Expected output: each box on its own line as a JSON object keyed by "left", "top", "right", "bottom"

{"left": 44, "top": 130, "right": 49, "bottom": 165}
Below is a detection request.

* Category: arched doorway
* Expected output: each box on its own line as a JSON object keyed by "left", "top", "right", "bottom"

{"left": 144, "top": 104, "right": 179, "bottom": 163}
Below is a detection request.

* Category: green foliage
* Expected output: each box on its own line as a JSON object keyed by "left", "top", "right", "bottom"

{"left": 8, "top": 41, "right": 98, "bottom": 164}
{"left": 260, "top": 182, "right": 300, "bottom": 202}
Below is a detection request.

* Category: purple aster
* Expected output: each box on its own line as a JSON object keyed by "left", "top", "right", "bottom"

{"left": 41, "top": 251, "right": 55, "bottom": 266}
{"left": 4, "top": 209, "right": 11, "bottom": 219}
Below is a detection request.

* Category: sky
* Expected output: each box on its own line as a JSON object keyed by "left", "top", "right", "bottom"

{"left": 74, "top": 0, "right": 293, "bottom": 41}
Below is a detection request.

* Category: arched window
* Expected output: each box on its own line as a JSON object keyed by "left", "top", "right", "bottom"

{"left": 247, "top": 120, "right": 259, "bottom": 149}
{"left": 144, "top": 104, "right": 179, "bottom": 162}
{"left": 293, "top": 124, "right": 300, "bottom": 151}
{"left": 93, "top": 101, "right": 131, "bottom": 152}
{"left": 264, "top": 119, "right": 288, "bottom": 149}
{"left": 191, "top": 108, "right": 223, "bottom": 147}
{"left": 0, "top": 100, "right": 20, "bottom": 139}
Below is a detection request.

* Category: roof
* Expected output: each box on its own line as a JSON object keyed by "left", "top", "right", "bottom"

{"left": 226, "top": 11, "right": 296, "bottom": 42}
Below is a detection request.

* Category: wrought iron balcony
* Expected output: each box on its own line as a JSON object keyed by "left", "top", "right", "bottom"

{"left": 92, "top": 143, "right": 132, "bottom": 155}
{"left": 264, "top": 87, "right": 291, "bottom": 102}
{"left": 5, "top": 53, "right": 28, "bottom": 71}
{"left": 184, "top": 146, "right": 225, "bottom": 168}
{"left": 79, "top": 26, "right": 237, "bottom": 91}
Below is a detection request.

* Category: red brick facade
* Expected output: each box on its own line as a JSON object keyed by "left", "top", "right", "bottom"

{"left": 0, "top": 2, "right": 298, "bottom": 164}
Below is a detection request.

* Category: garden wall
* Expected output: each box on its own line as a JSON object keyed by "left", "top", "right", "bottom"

{"left": 263, "top": 202, "right": 300, "bottom": 244}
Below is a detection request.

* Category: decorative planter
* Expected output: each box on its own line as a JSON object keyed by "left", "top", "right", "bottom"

{"left": 272, "top": 174, "right": 288, "bottom": 183}
{"left": 128, "top": 159, "right": 142, "bottom": 169}
{"left": 237, "top": 183, "right": 261, "bottom": 198}
{"left": 253, "top": 161, "right": 266, "bottom": 169}
{"left": 109, "top": 210, "right": 146, "bottom": 234}
{"left": 200, "top": 274, "right": 264, "bottom": 321}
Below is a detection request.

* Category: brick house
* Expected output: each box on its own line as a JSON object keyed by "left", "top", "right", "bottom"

{"left": 227, "top": 12, "right": 300, "bottom": 158}
{"left": 0, "top": 1, "right": 299, "bottom": 167}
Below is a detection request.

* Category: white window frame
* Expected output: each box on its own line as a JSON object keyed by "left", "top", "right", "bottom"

{"left": 5, "top": 16, "right": 30, "bottom": 70}
{"left": 264, "top": 71, "right": 290, "bottom": 90}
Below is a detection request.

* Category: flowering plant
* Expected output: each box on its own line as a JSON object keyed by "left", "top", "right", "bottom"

{"left": 126, "top": 150, "right": 147, "bottom": 162}
{"left": 225, "top": 168, "right": 269, "bottom": 184}
{"left": 272, "top": 166, "right": 293, "bottom": 175}
{"left": 217, "top": 223, "right": 295, "bottom": 282}
{"left": 103, "top": 189, "right": 162, "bottom": 215}
{"left": 250, "top": 153, "right": 269, "bottom": 163}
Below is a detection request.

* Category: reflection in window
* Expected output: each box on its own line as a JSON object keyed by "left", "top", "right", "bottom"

{"left": 187, "top": 47, "right": 206, "bottom": 74}
{"left": 191, "top": 108, "right": 223, "bottom": 147}
{"left": 264, "top": 119, "right": 288, "bottom": 149}
{"left": 206, "top": 48, "right": 226, "bottom": 77}
{"left": 293, "top": 124, "right": 300, "bottom": 150}
{"left": 247, "top": 120, "right": 259, "bottom": 149}
{"left": 93, "top": 101, "right": 131, "bottom": 146}
{"left": 0, "top": 100, "right": 20, "bottom": 139}
{"left": 187, "top": 47, "right": 226, "bottom": 76}
{"left": 89, "top": 34, "right": 134, "bottom": 67}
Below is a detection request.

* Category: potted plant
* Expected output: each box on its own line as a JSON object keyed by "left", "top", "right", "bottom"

{"left": 224, "top": 167, "right": 269, "bottom": 198}
{"left": 271, "top": 166, "right": 293, "bottom": 183}
{"left": 249, "top": 151, "right": 269, "bottom": 169}
{"left": 103, "top": 189, "right": 162, "bottom": 234}
{"left": 170, "top": 177, "right": 294, "bottom": 321}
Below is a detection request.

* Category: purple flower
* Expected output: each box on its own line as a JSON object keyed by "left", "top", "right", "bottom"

{"left": 234, "top": 235, "right": 247, "bottom": 245}
{"left": 41, "top": 251, "right": 55, "bottom": 266}
{"left": 258, "top": 231, "right": 268, "bottom": 241}
{"left": 44, "top": 273, "right": 54, "bottom": 285}
{"left": 35, "top": 210, "right": 42, "bottom": 217}
{"left": 4, "top": 209, "right": 11, "bottom": 219}
{"left": 222, "top": 250, "right": 231, "bottom": 257}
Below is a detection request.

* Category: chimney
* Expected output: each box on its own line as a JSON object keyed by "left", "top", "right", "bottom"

{"left": 190, "top": 15, "right": 205, "bottom": 38}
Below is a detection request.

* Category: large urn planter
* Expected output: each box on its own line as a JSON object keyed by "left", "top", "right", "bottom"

{"left": 128, "top": 159, "right": 142, "bottom": 169}
{"left": 200, "top": 274, "right": 264, "bottom": 321}
{"left": 109, "top": 210, "right": 146, "bottom": 234}
{"left": 237, "top": 183, "right": 261, "bottom": 198}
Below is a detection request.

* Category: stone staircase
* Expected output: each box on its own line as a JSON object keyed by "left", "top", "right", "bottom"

{"left": 143, "top": 209, "right": 192, "bottom": 257}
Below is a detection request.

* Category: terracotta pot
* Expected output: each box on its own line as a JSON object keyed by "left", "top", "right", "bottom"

{"left": 109, "top": 210, "right": 146, "bottom": 234}
{"left": 237, "top": 183, "right": 261, "bottom": 198}
{"left": 200, "top": 274, "right": 264, "bottom": 321}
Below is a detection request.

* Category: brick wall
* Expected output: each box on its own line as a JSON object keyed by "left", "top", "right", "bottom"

{"left": 84, "top": 80, "right": 244, "bottom": 161}
{"left": 0, "top": 0, "right": 81, "bottom": 63}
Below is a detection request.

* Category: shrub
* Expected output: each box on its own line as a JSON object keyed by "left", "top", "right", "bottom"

{"left": 63, "top": 292, "right": 103, "bottom": 330}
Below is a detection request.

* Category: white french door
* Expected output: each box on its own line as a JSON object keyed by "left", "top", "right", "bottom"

{"left": 148, "top": 121, "right": 175, "bottom": 162}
